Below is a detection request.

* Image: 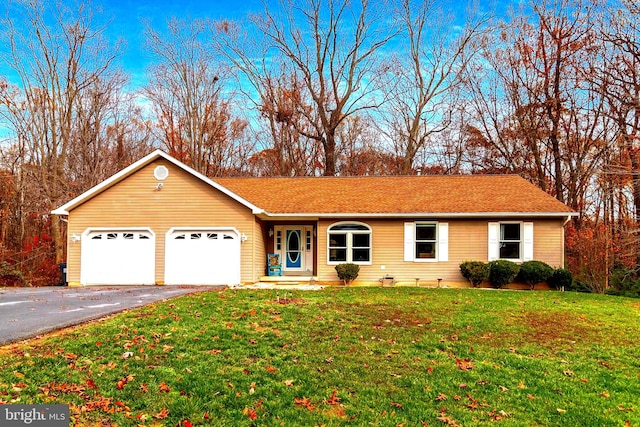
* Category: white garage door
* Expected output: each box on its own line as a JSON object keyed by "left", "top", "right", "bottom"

{"left": 164, "top": 229, "right": 241, "bottom": 285}
{"left": 81, "top": 230, "right": 155, "bottom": 285}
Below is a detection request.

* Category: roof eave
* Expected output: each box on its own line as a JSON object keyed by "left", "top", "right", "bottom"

{"left": 258, "top": 211, "right": 578, "bottom": 219}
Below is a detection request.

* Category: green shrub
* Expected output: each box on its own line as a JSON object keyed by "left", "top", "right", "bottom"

{"left": 459, "top": 261, "right": 490, "bottom": 287}
{"left": 548, "top": 268, "right": 573, "bottom": 291}
{"left": 0, "top": 261, "right": 25, "bottom": 287}
{"left": 335, "top": 263, "right": 360, "bottom": 285}
{"left": 517, "top": 260, "right": 554, "bottom": 290}
{"left": 605, "top": 267, "right": 640, "bottom": 298}
{"left": 488, "top": 260, "right": 520, "bottom": 289}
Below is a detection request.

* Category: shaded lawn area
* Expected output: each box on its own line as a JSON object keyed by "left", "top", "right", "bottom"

{"left": 0, "top": 287, "right": 639, "bottom": 426}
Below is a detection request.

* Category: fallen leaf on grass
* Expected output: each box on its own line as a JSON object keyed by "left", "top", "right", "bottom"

{"left": 116, "top": 374, "right": 135, "bottom": 390}
{"left": 154, "top": 408, "right": 169, "bottom": 419}
{"left": 557, "top": 408, "right": 566, "bottom": 413}
{"left": 600, "top": 391, "right": 610, "bottom": 398}
{"left": 436, "top": 413, "right": 461, "bottom": 427}
{"left": 435, "top": 393, "right": 448, "bottom": 401}
{"left": 390, "top": 401, "right": 403, "bottom": 408}
{"left": 488, "top": 409, "right": 509, "bottom": 420}
{"left": 294, "top": 397, "right": 315, "bottom": 411}
{"left": 243, "top": 406, "right": 258, "bottom": 420}
{"left": 456, "top": 358, "right": 474, "bottom": 371}
{"left": 284, "top": 379, "right": 294, "bottom": 387}
{"left": 326, "top": 388, "right": 341, "bottom": 405}
{"left": 159, "top": 382, "right": 171, "bottom": 393}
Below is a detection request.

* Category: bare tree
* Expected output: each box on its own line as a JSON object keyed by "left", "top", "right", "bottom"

{"left": 215, "top": 0, "right": 398, "bottom": 176}
{"left": 144, "top": 17, "right": 251, "bottom": 177}
{"left": 382, "top": 0, "right": 488, "bottom": 175}
{"left": 462, "top": 0, "right": 607, "bottom": 211}
{"left": 255, "top": 70, "right": 324, "bottom": 176}
{"left": 0, "top": 0, "right": 123, "bottom": 264}
{"left": 595, "top": 0, "right": 640, "bottom": 263}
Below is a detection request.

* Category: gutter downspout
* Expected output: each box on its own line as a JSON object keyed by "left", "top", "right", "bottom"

{"left": 561, "top": 215, "right": 573, "bottom": 269}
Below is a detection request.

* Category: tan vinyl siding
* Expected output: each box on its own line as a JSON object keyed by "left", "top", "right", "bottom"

{"left": 252, "top": 218, "right": 267, "bottom": 280}
{"left": 533, "top": 220, "right": 565, "bottom": 268}
{"left": 316, "top": 218, "right": 566, "bottom": 286}
{"left": 66, "top": 159, "right": 255, "bottom": 285}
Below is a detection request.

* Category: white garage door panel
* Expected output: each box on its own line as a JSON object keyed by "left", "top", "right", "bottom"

{"left": 82, "top": 231, "right": 155, "bottom": 285}
{"left": 165, "top": 229, "right": 240, "bottom": 285}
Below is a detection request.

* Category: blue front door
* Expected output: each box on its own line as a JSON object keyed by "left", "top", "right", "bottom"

{"left": 285, "top": 229, "right": 303, "bottom": 269}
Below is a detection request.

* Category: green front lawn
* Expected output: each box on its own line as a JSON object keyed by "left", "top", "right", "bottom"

{"left": 1, "top": 287, "right": 639, "bottom": 426}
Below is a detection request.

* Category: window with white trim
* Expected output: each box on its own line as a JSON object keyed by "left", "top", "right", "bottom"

{"left": 488, "top": 222, "right": 534, "bottom": 261}
{"left": 328, "top": 223, "right": 371, "bottom": 264}
{"left": 404, "top": 222, "right": 448, "bottom": 262}
{"left": 416, "top": 223, "right": 437, "bottom": 259}
{"left": 499, "top": 223, "right": 521, "bottom": 259}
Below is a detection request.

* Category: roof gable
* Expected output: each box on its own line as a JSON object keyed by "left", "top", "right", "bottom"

{"left": 51, "top": 150, "right": 263, "bottom": 215}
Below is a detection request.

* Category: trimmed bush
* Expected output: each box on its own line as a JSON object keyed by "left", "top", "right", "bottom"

{"left": 488, "top": 260, "right": 520, "bottom": 289}
{"left": 459, "top": 261, "right": 490, "bottom": 287}
{"left": 517, "top": 260, "right": 554, "bottom": 290}
{"left": 548, "top": 268, "right": 574, "bottom": 291}
{"left": 335, "top": 263, "right": 360, "bottom": 285}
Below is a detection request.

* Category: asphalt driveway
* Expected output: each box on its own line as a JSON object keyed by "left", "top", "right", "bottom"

{"left": 0, "top": 285, "right": 225, "bottom": 346}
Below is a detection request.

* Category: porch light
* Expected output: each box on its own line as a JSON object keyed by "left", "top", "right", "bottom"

{"left": 268, "top": 228, "right": 274, "bottom": 237}
{"left": 71, "top": 234, "right": 81, "bottom": 243}
{"left": 241, "top": 233, "right": 248, "bottom": 242}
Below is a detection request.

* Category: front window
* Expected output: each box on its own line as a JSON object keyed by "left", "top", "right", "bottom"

{"left": 500, "top": 223, "right": 521, "bottom": 259}
{"left": 328, "top": 223, "right": 371, "bottom": 264}
{"left": 415, "top": 223, "right": 437, "bottom": 259}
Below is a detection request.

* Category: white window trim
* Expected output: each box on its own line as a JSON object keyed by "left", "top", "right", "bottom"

{"left": 488, "top": 222, "right": 533, "bottom": 262}
{"left": 404, "top": 221, "right": 448, "bottom": 263}
{"left": 327, "top": 221, "right": 372, "bottom": 265}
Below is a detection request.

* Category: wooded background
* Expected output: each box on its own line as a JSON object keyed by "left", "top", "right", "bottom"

{"left": 1, "top": 0, "right": 638, "bottom": 292}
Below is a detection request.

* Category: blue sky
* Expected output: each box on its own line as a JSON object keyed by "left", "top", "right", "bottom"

{"left": 1, "top": 0, "right": 512, "bottom": 91}
{"left": 103, "top": 0, "right": 265, "bottom": 86}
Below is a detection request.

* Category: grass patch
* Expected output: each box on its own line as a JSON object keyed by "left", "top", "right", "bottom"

{"left": 1, "top": 287, "right": 639, "bottom": 426}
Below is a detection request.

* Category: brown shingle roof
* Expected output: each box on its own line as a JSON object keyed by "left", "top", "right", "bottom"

{"left": 214, "top": 175, "right": 574, "bottom": 216}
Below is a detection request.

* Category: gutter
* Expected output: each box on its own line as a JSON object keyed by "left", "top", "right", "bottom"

{"left": 257, "top": 211, "right": 580, "bottom": 220}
